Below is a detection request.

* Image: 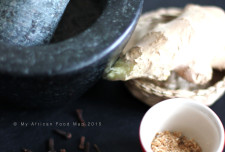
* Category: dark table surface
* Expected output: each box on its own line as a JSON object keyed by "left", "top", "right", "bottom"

{"left": 1, "top": 0, "right": 225, "bottom": 152}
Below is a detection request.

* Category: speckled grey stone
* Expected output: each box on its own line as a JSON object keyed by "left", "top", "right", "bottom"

{"left": 0, "top": 0, "right": 70, "bottom": 46}
{"left": 0, "top": 0, "right": 144, "bottom": 107}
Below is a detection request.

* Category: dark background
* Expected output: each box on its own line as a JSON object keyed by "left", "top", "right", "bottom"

{"left": 1, "top": 0, "right": 225, "bottom": 152}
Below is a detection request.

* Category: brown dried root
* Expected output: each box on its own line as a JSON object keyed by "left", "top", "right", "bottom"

{"left": 105, "top": 4, "right": 225, "bottom": 85}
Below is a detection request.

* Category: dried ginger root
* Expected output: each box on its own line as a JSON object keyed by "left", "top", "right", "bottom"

{"left": 105, "top": 4, "right": 225, "bottom": 85}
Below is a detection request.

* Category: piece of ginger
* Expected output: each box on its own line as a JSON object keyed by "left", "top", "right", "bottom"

{"left": 105, "top": 4, "right": 225, "bottom": 85}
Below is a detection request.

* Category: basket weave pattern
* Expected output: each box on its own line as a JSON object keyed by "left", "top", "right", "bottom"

{"left": 126, "top": 74, "right": 225, "bottom": 106}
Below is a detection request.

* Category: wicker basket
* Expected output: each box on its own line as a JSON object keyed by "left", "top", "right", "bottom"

{"left": 126, "top": 71, "right": 225, "bottom": 106}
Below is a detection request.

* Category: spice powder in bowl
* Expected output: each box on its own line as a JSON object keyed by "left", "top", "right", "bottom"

{"left": 151, "top": 131, "right": 202, "bottom": 152}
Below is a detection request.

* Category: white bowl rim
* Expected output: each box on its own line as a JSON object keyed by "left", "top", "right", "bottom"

{"left": 139, "top": 98, "right": 225, "bottom": 152}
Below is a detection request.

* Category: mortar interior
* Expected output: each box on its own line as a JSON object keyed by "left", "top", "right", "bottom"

{"left": 51, "top": 0, "right": 106, "bottom": 44}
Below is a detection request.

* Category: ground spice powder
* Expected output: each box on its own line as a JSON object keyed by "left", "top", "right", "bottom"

{"left": 151, "top": 131, "right": 202, "bottom": 152}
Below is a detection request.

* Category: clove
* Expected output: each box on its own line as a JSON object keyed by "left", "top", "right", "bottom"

{"left": 54, "top": 129, "right": 72, "bottom": 139}
{"left": 78, "top": 136, "right": 86, "bottom": 150}
{"left": 93, "top": 144, "right": 101, "bottom": 152}
{"left": 48, "top": 138, "right": 56, "bottom": 152}
{"left": 85, "top": 142, "right": 90, "bottom": 152}
{"left": 76, "top": 109, "right": 86, "bottom": 127}
{"left": 22, "top": 148, "right": 32, "bottom": 152}
{"left": 60, "top": 149, "right": 67, "bottom": 152}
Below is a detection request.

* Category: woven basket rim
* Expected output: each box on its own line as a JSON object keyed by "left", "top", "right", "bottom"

{"left": 126, "top": 74, "right": 225, "bottom": 106}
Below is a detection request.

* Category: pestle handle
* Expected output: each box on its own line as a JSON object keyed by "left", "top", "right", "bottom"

{"left": 0, "top": 0, "right": 70, "bottom": 46}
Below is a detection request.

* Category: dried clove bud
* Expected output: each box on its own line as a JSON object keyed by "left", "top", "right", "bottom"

{"left": 93, "top": 144, "right": 101, "bottom": 152}
{"left": 22, "top": 148, "right": 32, "bottom": 152}
{"left": 48, "top": 138, "right": 56, "bottom": 152}
{"left": 76, "top": 109, "right": 86, "bottom": 127}
{"left": 78, "top": 136, "right": 86, "bottom": 150}
{"left": 54, "top": 129, "right": 72, "bottom": 139}
{"left": 60, "top": 149, "right": 67, "bottom": 152}
{"left": 85, "top": 142, "right": 90, "bottom": 152}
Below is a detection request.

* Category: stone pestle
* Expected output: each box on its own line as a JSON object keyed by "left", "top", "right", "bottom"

{"left": 0, "top": 0, "right": 70, "bottom": 46}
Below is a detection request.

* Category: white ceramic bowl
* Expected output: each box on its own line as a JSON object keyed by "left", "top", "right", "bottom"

{"left": 139, "top": 98, "right": 224, "bottom": 152}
